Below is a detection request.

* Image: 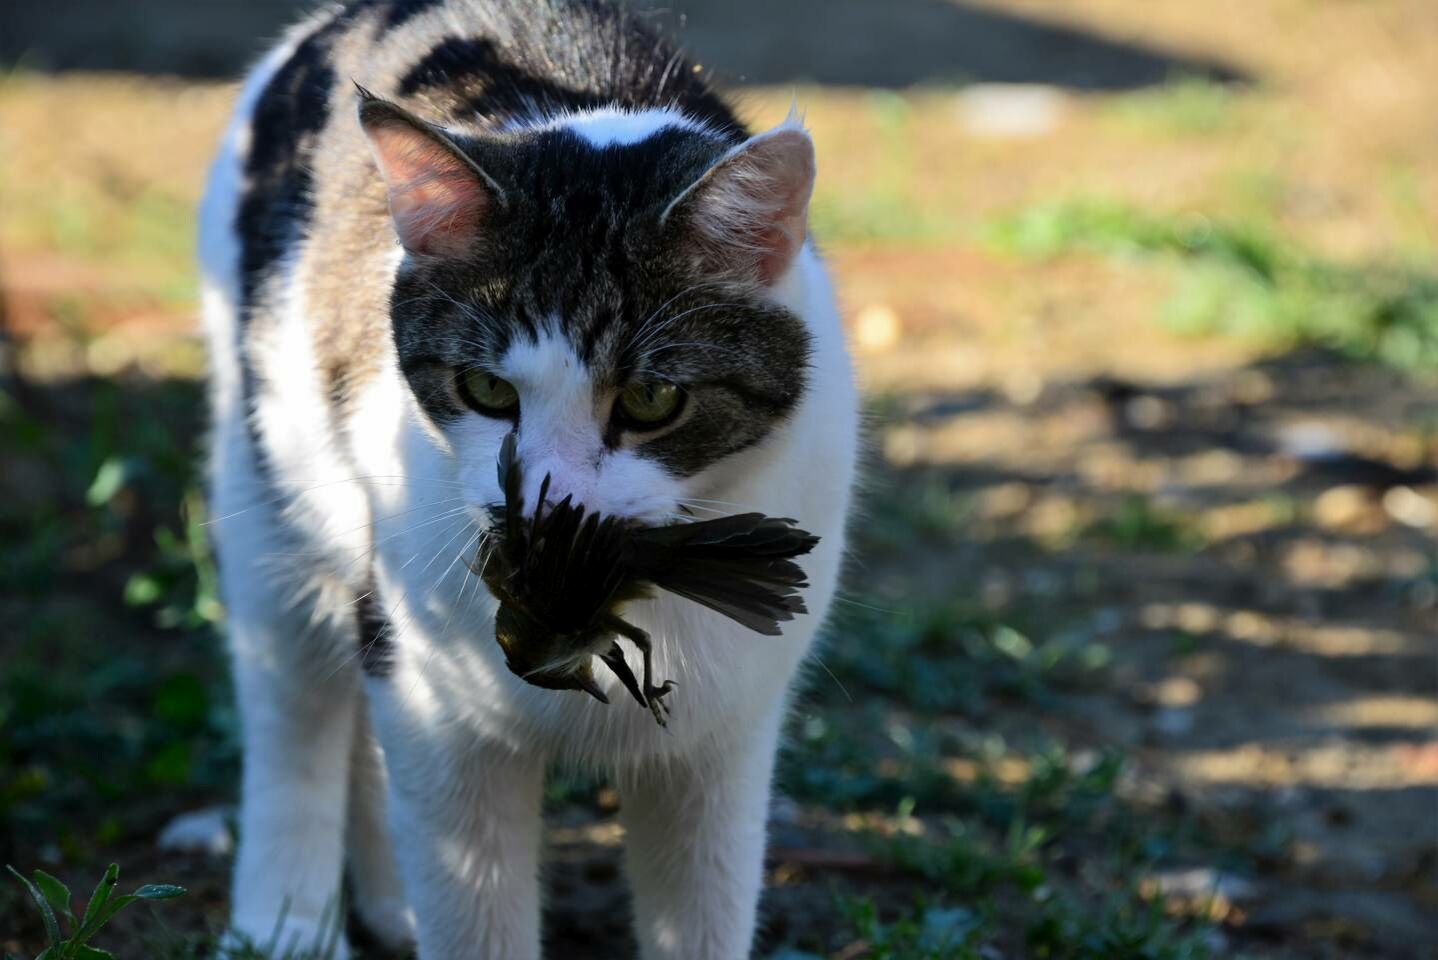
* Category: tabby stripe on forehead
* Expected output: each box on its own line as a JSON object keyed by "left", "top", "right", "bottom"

{"left": 396, "top": 30, "right": 741, "bottom": 133}
{"left": 356, "top": 589, "right": 396, "bottom": 678}
{"left": 398, "top": 35, "right": 611, "bottom": 123}
{"left": 382, "top": 0, "right": 445, "bottom": 29}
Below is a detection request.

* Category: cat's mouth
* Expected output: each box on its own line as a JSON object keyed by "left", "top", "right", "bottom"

{"left": 470, "top": 433, "right": 818, "bottom": 726}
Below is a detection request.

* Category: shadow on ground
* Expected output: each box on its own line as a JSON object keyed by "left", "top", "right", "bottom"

{"left": 3, "top": 343, "right": 1433, "bottom": 958}
{"left": 0, "top": 0, "right": 1247, "bottom": 88}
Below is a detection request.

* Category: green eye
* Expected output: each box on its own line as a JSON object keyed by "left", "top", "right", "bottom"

{"left": 617, "top": 381, "right": 684, "bottom": 427}
{"left": 458, "top": 369, "right": 519, "bottom": 416}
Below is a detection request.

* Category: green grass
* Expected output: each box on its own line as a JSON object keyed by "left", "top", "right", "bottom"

{"left": 808, "top": 92, "right": 962, "bottom": 247}
{"left": 1082, "top": 494, "right": 1204, "bottom": 553}
{"left": 6, "top": 862, "right": 184, "bottom": 960}
{"left": 770, "top": 559, "right": 1225, "bottom": 959}
{"left": 774, "top": 722, "right": 1222, "bottom": 960}
{"left": 0, "top": 377, "right": 232, "bottom": 929}
{"left": 1103, "top": 77, "right": 1240, "bottom": 137}
{"left": 983, "top": 198, "right": 1438, "bottom": 370}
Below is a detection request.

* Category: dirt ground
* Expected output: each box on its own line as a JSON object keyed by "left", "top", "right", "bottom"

{"left": 2, "top": 1, "right": 1436, "bottom": 958}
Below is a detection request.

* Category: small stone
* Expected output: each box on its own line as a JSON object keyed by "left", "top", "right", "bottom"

{"left": 1002, "top": 370, "right": 1044, "bottom": 406}
{"left": 1313, "top": 485, "right": 1377, "bottom": 531}
{"left": 1155, "top": 676, "right": 1202, "bottom": 707}
{"left": 983, "top": 481, "right": 1034, "bottom": 519}
{"left": 1153, "top": 707, "right": 1195, "bottom": 737}
{"left": 770, "top": 796, "right": 802, "bottom": 825}
{"left": 957, "top": 84, "right": 1067, "bottom": 139}
{"left": 883, "top": 424, "right": 924, "bottom": 467}
{"left": 1382, "top": 485, "right": 1436, "bottom": 528}
{"left": 852, "top": 303, "right": 902, "bottom": 353}
{"left": 1147, "top": 867, "right": 1258, "bottom": 903}
{"left": 157, "top": 806, "right": 234, "bottom": 856}
{"left": 1124, "top": 395, "right": 1170, "bottom": 430}
{"left": 1278, "top": 422, "right": 1347, "bottom": 460}
{"left": 1231, "top": 370, "right": 1274, "bottom": 404}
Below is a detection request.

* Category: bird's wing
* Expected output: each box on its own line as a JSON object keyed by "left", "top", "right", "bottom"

{"left": 628, "top": 514, "right": 820, "bottom": 635}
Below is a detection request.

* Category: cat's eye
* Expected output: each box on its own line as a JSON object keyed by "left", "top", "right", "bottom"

{"left": 457, "top": 369, "right": 519, "bottom": 417}
{"left": 617, "top": 381, "right": 684, "bottom": 428}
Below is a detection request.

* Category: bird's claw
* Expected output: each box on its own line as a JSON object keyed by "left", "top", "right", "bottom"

{"left": 645, "top": 680, "right": 677, "bottom": 726}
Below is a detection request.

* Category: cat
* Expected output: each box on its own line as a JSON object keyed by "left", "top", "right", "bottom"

{"left": 198, "top": 0, "right": 858, "bottom": 957}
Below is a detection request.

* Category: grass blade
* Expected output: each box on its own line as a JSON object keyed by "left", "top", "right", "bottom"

{"left": 76, "top": 863, "right": 120, "bottom": 942}
{"left": 32, "top": 869, "right": 75, "bottom": 928}
{"left": 6, "top": 865, "right": 61, "bottom": 946}
{"left": 132, "top": 883, "right": 186, "bottom": 900}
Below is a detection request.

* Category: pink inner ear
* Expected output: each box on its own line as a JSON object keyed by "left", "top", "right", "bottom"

{"left": 683, "top": 128, "right": 816, "bottom": 286}
{"left": 367, "top": 121, "right": 489, "bottom": 258}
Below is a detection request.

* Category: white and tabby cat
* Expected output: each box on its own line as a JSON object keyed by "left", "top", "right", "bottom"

{"left": 199, "top": 0, "right": 857, "bottom": 956}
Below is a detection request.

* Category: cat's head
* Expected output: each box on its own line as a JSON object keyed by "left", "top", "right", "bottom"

{"left": 358, "top": 91, "right": 817, "bottom": 524}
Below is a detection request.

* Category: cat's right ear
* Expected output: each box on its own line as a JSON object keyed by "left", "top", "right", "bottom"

{"left": 356, "top": 87, "right": 505, "bottom": 259}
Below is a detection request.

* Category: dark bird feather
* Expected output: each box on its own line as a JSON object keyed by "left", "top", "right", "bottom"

{"left": 472, "top": 433, "right": 818, "bottom": 724}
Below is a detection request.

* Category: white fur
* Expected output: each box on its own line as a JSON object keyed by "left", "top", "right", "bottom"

{"left": 205, "top": 67, "right": 858, "bottom": 959}
{"left": 200, "top": 17, "right": 414, "bottom": 957}
{"left": 516, "top": 105, "right": 711, "bottom": 146}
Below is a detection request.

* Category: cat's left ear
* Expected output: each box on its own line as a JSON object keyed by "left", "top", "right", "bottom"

{"left": 357, "top": 87, "right": 506, "bottom": 259}
{"left": 663, "top": 119, "right": 816, "bottom": 286}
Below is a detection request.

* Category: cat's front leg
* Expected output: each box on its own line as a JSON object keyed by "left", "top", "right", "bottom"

{"left": 370, "top": 692, "right": 546, "bottom": 960}
{"left": 619, "top": 707, "right": 787, "bottom": 960}
{"left": 215, "top": 492, "right": 361, "bottom": 956}
{"left": 225, "top": 611, "right": 360, "bottom": 958}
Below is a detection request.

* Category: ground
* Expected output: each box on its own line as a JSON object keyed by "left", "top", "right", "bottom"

{"left": 1, "top": 1, "right": 1436, "bottom": 958}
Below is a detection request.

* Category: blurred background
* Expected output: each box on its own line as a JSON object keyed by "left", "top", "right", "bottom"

{"left": 2, "top": 1, "right": 1436, "bottom": 957}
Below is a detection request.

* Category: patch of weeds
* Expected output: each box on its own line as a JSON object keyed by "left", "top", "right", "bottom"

{"left": 0, "top": 626, "right": 239, "bottom": 853}
{"left": 4, "top": 169, "right": 198, "bottom": 305}
{"left": 6, "top": 862, "right": 184, "bottom": 959}
{"left": 881, "top": 818, "right": 1049, "bottom": 901}
{"left": 840, "top": 897, "right": 985, "bottom": 959}
{"left": 121, "top": 488, "right": 222, "bottom": 630}
{"left": 870, "top": 801, "right": 1216, "bottom": 960}
{"left": 1379, "top": 162, "right": 1437, "bottom": 256}
{"left": 1082, "top": 494, "right": 1203, "bottom": 553}
{"left": 816, "top": 599, "right": 1110, "bottom": 716}
{"left": 979, "top": 746, "right": 1125, "bottom": 833}
{"left": 810, "top": 92, "right": 960, "bottom": 246}
{"left": 1104, "top": 76, "right": 1239, "bottom": 136}
{"left": 780, "top": 705, "right": 957, "bottom": 811}
{"left": 217, "top": 911, "right": 351, "bottom": 960}
{"left": 982, "top": 198, "right": 1438, "bottom": 370}
{"left": 811, "top": 192, "right": 959, "bottom": 247}
{"left": 0, "top": 378, "right": 234, "bottom": 862}
{"left": 861, "top": 476, "right": 976, "bottom": 552}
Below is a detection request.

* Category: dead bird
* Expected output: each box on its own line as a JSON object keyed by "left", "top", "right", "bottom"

{"left": 470, "top": 434, "right": 819, "bottom": 725}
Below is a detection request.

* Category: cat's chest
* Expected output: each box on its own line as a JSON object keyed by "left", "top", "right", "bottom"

{"left": 367, "top": 518, "right": 812, "bottom": 759}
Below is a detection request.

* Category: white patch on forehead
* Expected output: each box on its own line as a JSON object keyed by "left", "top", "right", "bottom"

{"left": 501, "top": 333, "right": 592, "bottom": 435}
{"left": 500, "top": 332, "right": 599, "bottom": 504}
{"left": 514, "top": 106, "right": 711, "bottom": 146}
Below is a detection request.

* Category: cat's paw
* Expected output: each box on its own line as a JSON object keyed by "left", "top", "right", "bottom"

{"left": 352, "top": 894, "right": 417, "bottom": 951}
{"left": 224, "top": 913, "right": 351, "bottom": 960}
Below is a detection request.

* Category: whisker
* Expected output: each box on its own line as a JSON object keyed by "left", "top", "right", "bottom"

{"left": 629, "top": 301, "right": 744, "bottom": 354}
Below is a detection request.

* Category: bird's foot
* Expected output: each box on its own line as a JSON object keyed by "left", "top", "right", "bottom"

{"left": 645, "top": 680, "right": 677, "bottom": 726}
